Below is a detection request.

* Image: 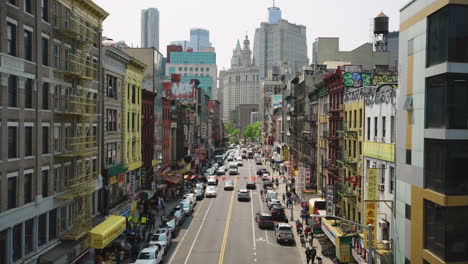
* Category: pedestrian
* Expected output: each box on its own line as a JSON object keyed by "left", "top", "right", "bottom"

{"left": 305, "top": 247, "right": 312, "bottom": 264}
{"left": 304, "top": 225, "right": 311, "bottom": 240}
{"left": 310, "top": 247, "right": 317, "bottom": 264}
{"left": 282, "top": 193, "right": 286, "bottom": 203}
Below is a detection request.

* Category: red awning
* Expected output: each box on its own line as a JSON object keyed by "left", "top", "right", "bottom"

{"left": 191, "top": 175, "right": 196, "bottom": 180}
{"left": 163, "top": 175, "right": 182, "bottom": 185}
{"left": 184, "top": 175, "right": 190, "bottom": 180}
{"left": 197, "top": 175, "right": 204, "bottom": 179}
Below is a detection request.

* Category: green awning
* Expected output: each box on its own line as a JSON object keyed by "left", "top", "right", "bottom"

{"left": 107, "top": 163, "right": 125, "bottom": 177}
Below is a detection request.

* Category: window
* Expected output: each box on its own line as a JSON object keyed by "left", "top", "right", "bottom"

{"left": 8, "top": 125, "right": 18, "bottom": 159}
{"left": 24, "top": 30, "right": 33, "bottom": 61}
{"left": 42, "top": 37, "right": 49, "bottom": 66}
{"left": 106, "top": 109, "right": 117, "bottom": 131}
{"left": 206, "top": 67, "right": 209, "bottom": 71}
{"left": 426, "top": 73, "right": 468, "bottom": 129}
{"left": 408, "top": 38, "right": 414, "bottom": 55}
{"left": 427, "top": 5, "right": 468, "bottom": 66}
{"left": 49, "top": 209, "right": 57, "bottom": 240}
{"left": 367, "top": 117, "right": 370, "bottom": 140}
{"left": 189, "top": 67, "right": 193, "bottom": 71}
{"left": 131, "top": 85, "right": 136, "bottom": 103}
{"left": 25, "top": 219, "right": 33, "bottom": 254}
{"left": 38, "top": 213, "right": 46, "bottom": 246}
{"left": 8, "top": 175, "right": 18, "bottom": 209}
{"left": 54, "top": 43, "right": 60, "bottom": 69}
{"left": 25, "top": 78, "right": 34, "bottom": 108}
{"left": 425, "top": 200, "right": 468, "bottom": 261}
{"left": 353, "top": 110, "right": 357, "bottom": 128}
{"left": 389, "top": 166, "right": 395, "bottom": 194}
{"left": 425, "top": 139, "right": 468, "bottom": 195}
{"left": 106, "top": 142, "right": 117, "bottom": 166}
{"left": 42, "top": 126, "right": 49, "bottom": 154}
{"left": 42, "top": 82, "right": 49, "bottom": 109}
{"left": 406, "top": 149, "right": 412, "bottom": 165}
{"left": 42, "top": 169, "right": 49, "bottom": 197}
{"left": 382, "top": 116, "right": 386, "bottom": 139}
{"left": 178, "top": 67, "right": 182, "bottom": 71}
{"left": 184, "top": 67, "right": 187, "bottom": 71}
{"left": 54, "top": 85, "right": 61, "bottom": 111}
{"left": 54, "top": 125, "right": 61, "bottom": 152}
{"left": 374, "top": 117, "right": 378, "bottom": 139}
{"left": 391, "top": 116, "right": 395, "bottom": 143}
{"left": 64, "top": 8, "right": 70, "bottom": 29}
{"left": 24, "top": 0, "right": 33, "bottom": 13}
{"left": 107, "top": 75, "right": 117, "bottom": 98}
{"left": 24, "top": 170, "right": 33, "bottom": 203}
{"left": 54, "top": 166, "right": 61, "bottom": 193}
{"left": 64, "top": 125, "right": 70, "bottom": 151}
{"left": 359, "top": 109, "right": 362, "bottom": 128}
{"left": 7, "top": 0, "right": 17, "bottom": 6}
{"left": 25, "top": 126, "right": 33, "bottom": 156}
{"left": 12, "top": 224, "right": 21, "bottom": 261}
{"left": 405, "top": 204, "right": 411, "bottom": 220}
{"left": 64, "top": 47, "right": 70, "bottom": 71}
{"left": 8, "top": 75, "right": 18, "bottom": 107}
{"left": 7, "top": 22, "right": 17, "bottom": 56}
{"left": 41, "top": 0, "right": 49, "bottom": 22}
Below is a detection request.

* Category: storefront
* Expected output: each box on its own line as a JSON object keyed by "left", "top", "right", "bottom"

{"left": 39, "top": 237, "right": 94, "bottom": 264}
{"left": 89, "top": 215, "right": 127, "bottom": 263}
{"left": 321, "top": 218, "right": 357, "bottom": 263}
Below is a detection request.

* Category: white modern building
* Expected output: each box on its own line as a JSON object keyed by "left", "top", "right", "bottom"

{"left": 253, "top": 4, "right": 308, "bottom": 79}
{"left": 222, "top": 36, "right": 260, "bottom": 124}
{"left": 141, "top": 8, "right": 159, "bottom": 50}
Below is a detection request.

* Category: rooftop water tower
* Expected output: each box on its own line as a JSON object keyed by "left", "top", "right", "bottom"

{"left": 374, "top": 12, "right": 389, "bottom": 52}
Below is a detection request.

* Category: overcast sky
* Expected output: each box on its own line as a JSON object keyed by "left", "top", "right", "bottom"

{"left": 94, "top": 0, "right": 407, "bottom": 71}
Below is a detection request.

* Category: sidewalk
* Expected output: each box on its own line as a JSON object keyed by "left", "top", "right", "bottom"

{"left": 265, "top": 160, "right": 335, "bottom": 264}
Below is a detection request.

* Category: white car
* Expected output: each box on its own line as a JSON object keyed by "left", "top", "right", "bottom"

{"left": 236, "top": 157, "right": 243, "bottom": 166}
{"left": 180, "top": 200, "right": 194, "bottom": 216}
{"left": 149, "top": 228, "right": 172, "bottom": 253}
{"left": 182, "top": 194, "right": 197, "bottom": 206}
{"left": 267, "top": 198, "right": 282, "bottom": 209}
{"left": 262, "top": 172, "right": 271, "bottom": 181}
{"left": 134, "top": 246, "right": 164, "bottom": 264}
{"left": 217, "top": 166, "right": 226, "bottom": 175}
{"left": 206, "top": 186, "right": 217, "bottom": 198}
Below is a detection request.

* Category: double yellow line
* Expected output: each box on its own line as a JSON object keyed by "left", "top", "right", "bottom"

{"left": 218, "top": 177, "right": 237, "bottom": 264}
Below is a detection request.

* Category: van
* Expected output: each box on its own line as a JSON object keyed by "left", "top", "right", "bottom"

{"left": 266, "top": 190, "right": 277, "bottom": 200}
{"left": 308, "top": 198, "right": 327, "bottom": 234}
{"left": 229, "top": 162, "right": 238, "bottom": 175}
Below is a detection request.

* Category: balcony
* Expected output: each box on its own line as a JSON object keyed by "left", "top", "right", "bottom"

{"left": 55, "top": 94, "right": 97, "bottom": 116}
{"left": 53, "top": 14, "right": 97, "bottom": 43}
{"left": 57, "top": 136, "right": 97, "bottom": 158}
{"left": 56, "top": 53, "right": 97, "bottom": 80}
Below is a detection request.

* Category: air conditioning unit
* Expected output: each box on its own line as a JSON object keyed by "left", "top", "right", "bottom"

{"left": 382, "top": 240, "right": 392, "bottom": 250}
{"left": 378, "top": 184, "right": 385, "bottom": 191}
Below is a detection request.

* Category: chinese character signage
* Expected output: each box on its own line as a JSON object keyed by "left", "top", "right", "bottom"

{"left": 326, "top": 185, "right": 334, "bottom": 216}
{"left": 201, "top": 123, "right": 206, "bottom": 139}
{"left": 296, "top": 162, "right": 305, "bottom": 191}
{"left": 365, "top": 168, "right": 377, "bottom": 247}
{"left": 305, "top": 167, "right": 311, "bottom": 187}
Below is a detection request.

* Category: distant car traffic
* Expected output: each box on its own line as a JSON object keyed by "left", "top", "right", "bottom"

{"left": 255, "top": 212, "right": 275, "bottom": 229}
{"left": 275, "top": 223, "right": 294, "bottom": 244}
{"left": 267, "top": 198, "right": 281, "bottom": 209}
{"left": 257, "top": 168, "right": 267, "bottom": 176}
{"left": 237, "top": 189, "right": 251, "bottom": 201}
{"left": 194, "top": 188, "right": 205, "bottom": 200}
{"left": 224, "top": 180, "right": 234, "bottom": 191}
{"left": 206, "top": 186, "right": 217, "bottom": 198}
{"left": 246, "top": 181, "right": 256, "bottom": 189}
{"left": 217, "top": 166, "right": 226, "bottom": 175}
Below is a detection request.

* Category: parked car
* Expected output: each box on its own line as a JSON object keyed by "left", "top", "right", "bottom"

{"left": 162, "top": 217, "right": 179, "bottom": 237}
{"left": 237, "top": 189, "right": 251, "bottom": 201}
{"left": 270, "top": 205, "right": 288, "bottom": 222}
{"left": 262, "top": 172, "right": 271, "bottom": 181}
{"left": 182, "top": 194, "right": 196, "bottom": 207}
{"left": 246, "top": 181, "right": 256, "bottom": 189}
{"left": 263, "top": 181, "right": 274, "bottom": 190}
{"left": 255, "top": 157, "right": 262, "bottom": 165}
{"left": 206, "top": 186, "right": 217, "bottom": 197}
{"left": 217, "top": 166, "right": 226, "bottom": 175}
{"left": 173, "top": 208, "right": 186, "bottom": 225}
{"left": 224, "top": 180, "right": 234, "bottom": 191}
{"left": 228, "top": 163, "right": 239, "bottom": 175}
{"left": 274, "top": 223, "right": 294, "bottom": 244}
{"left": 255, "top": 212, "right": 275, "bottom": 229}
{"left": 227, "top": 155, "right": 234, "bottom": 161}
{"left": 195, "top": 182, "right": 205, "bottom": 190}
{"left": 194, "top": 188, "right": 205, "bottom": 200}
{"left": 236, "top": 157, "right": 243, "bottom": 166}
{"left": 241, "top": 153, "right": 247, "bottom": 159}
{"left": 135, "top": 246, "right": 164, "bottom": 264}
{"left": 267, "top": 198, "right": 281, "bottom": 209}
{"left": 248, "top": 152, "right": 254, "bottom": 159}
{"left": 149, "top": 228, "right": 172, "bottom": 253}
{"left": 180, "top": 200, "right": 194, "bottom": 216}
{"left": 257, "top": 168, "right": 268, "bottom": 176}
{"left": 266, "top": 190, "right": 278, "bottom": 200}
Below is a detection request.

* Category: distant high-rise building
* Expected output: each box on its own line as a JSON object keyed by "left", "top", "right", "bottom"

{"left": 170, "top": 40, "right": 190, "bottom": 51}
{"left": 190, "top": 28, "right": 211, "bottom": 52}
{"left": 141, "top": 8, "right": 159, "bottom": 50}
{"left": 253, "top": 4, "right": 308, "bottom": 79}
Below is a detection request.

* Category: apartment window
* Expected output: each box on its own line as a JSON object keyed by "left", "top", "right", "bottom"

{"left": 24, "top": 0, "right": 33, "bottom": 13}
{"left": 389, "top": 166, "right": 395, "bottom": 194}
{"left": 425, "top": 139, "right": 468, "bottom": 195}
{"left": 42, "top": 126, "right": 49, "bottom": 154}
{"left": 49, "top": 209, "right": 57, "bottom": 240}
{"left": 353, "top": 110, "right": 357, "bottom": 128}
{"left": 24, "top": 30, "right": 33, "bottom": 61}
{"left": 64, "top": 47, "right": 70, "bottom": 71}
{"left": 54, "top": 43, "right": 60, "bottom": 69}
{"left": 7, "top": 22, "right": 17, "bottom": 56}
{"left": 426, "top": 73, "right": 468, "bottom": 129}
{"left": 42, "top": 37, "right": 49, "bottom": 66}
{"left": 64, "top": 125, "right": 70, "bottom": 151}
{"left": 42, "top": 169, "right": 49, "bottom": 197}
{"left": 189, "top": 67, "right": 193, "bottom": 71}
{"left": 178, "top": 67, "right": 182, "bottom": 71}
{"left": 367, "top": 117, "right": 370, "bottom": 140}
{"left": 391, "top": 116, "right": 395, "bottom": 143}
{"left": 8, "top": 75, "right": 18, "bottom": 107}
{"left": 427, "top": 5, "right": 468, "bottom": 66}
{"left": 184, "top": 67, "right": 187, "bottom": 71}
{"left": 24, "top": 170, "right": 33, "bottom": 203}
{"left": 405, "top": 204, "right": 411, "bottom": 220}
{"left": 8, "top": 175, "right": 18, "bottom": 209}
{"left": 8, "top": 125, "right": 18, "bottom": 159}
{"left": 25, "top": 78, "right": 34, "bottom": 108}
{"left": 38, "top": 213, "right": 47, "bottom": 246}
{"left": 41, "top": 0, "right": 49, "bottom": 22}
{"left": 64, "top": 8, "right": 70, "bottom": 29}
{"left": 374, "top": 117, "right": 378, "bottom": 139}
{"left": 106, "top": 109, "right": 117, "bottom": 131}
{"left": 382, "top": 116, "right": 386, "bottom": 139}
{"left": 131, "top": 85, "right": 136, "bottom": 103}
{"left": 408, "top": 38, "right": 414, "bottom": 55}
{"left": 54, "top": 85, "right": 61, "bottom": 111}
{"left": 54, "top": 125, "right": 61, "bottom": 152}
{"left": 425, "top": 200, "right": 468, "bottom": 261}
{"left": 25, "top": 219, "right": 33, "bottom": 254}
{"left": 7, "top": 0, "right": 17, "bottom": 6}
{"left": 25, "top": 126, "right": 33, "bottom": 156}
{"left": 12, "top": 224, "right": 21, "bottom": 261}
{"left": 406, "top": 149, "right": 412, "bottom": 164}
{"left": 359, "top": 109, "right": 362, "bottom": 128}
{"left": 132, "top": 113, "right": 135, "bottom": 130}
{"left": 206, "top": 67, "right": 209, "bottom": 71}
{"left": 107, "top": 75, "right": 118, "bottom": 98}
{"left": 106, "top": 142, "right": 117, "bottom": 166}
{"left": 64, "top": 164, "right": 71, "bottom": 187}
{"left": 42, "top": 82, "right": 49, "bottom": 109}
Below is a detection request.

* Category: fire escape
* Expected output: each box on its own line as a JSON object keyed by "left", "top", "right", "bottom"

{"left": 53, "top": 11, "right": 99, "bottom": 240}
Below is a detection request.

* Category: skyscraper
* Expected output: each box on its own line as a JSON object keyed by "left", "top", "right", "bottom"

{"left": 190, "top": 28, "right": 211, "bottom": 52}
{"left": 141, "top": 8, "right": 159, "bottom": 50}
{"left": 253, "top": 4, "right": 308, "bottom": 79}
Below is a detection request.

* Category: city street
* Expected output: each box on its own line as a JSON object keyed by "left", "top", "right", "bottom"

{"left": 163, "top": 158, "right": 303, "bottom": 264}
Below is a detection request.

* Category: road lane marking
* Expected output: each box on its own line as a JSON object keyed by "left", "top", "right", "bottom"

{"left": 218, "top": 177, "right": 237, "bottom": 264}
{"left": 167, "top": 198, "right": 206, "bottom": 264}
{"left": 183, "top": 197, "right": 215, "bottom": 264}
{"left": 250, "top": 161, "right": 257, "bottom": 251}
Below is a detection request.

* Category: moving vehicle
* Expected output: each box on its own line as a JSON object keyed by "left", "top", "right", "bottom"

{"left": 206, "top": 186, "right": 217, "bottom": 197}
{"left": 248, "top": 152, "right": 254, "bottom": 159}
{"left": 224, "top": 180, "right": 234, "bottom": 191}
{"left": 266, "top": 190, "right": 278, "bottom": 200}
{"left": 274, "top": 223, "right": 294, "bottom": 244}
{"left": 270, "top": 205, "right": 288, "bottom": 222}
{"left": 180, "top": 201, "right": 194, "bottom": 216}
{"left": 255, "top": 212, "right": 275, "bottom": 229}
{"left": 135, "top": 246, "right": 164, "bottom": 264}
{"left": 149, "top": 228, "right": 172, "bottom": 253}
{"left": 236, "top": 157, "right": 243, "bottom": 166}
{"left": 255, "top": 157, "right": 262, "bottom": 165}
{"left": 237, "top": 189, "right": 251, "bottom": 201}
{"left": 267, "top": 198, "right": 281, "bottom": 209}
{"left": 246, "top": 181, "right": 256, "bottom": 189}
{"left": 257, "top": 168, "right": 267, "bottom": 176}
{"left": 227, "top": 155, "right": 234, "bottom": 161}
{"left": 229, "top": 162, "right": 239, "bottom": 175}
{"left": 241, "top": 153, "right": 247, "bottom": 159}
{"left": 263, "top": 181, "right": 274, "bottom": 190}
{"left": 262, "top": 172, "right": 271, "bottom": 181}
{"left": 196, "top": 182, "right": 205, "bottom": 190}
{"left": 214, "top": 155, "right": 225, "bottom": 166}
{"left": 194, "top": 188, "right": 205, "bottom": 200}
{"left": 207, "top": 178, "right": 218, "bottom": 186}
{"left": 216, "top": 166, "right": 226, "bottom": 175}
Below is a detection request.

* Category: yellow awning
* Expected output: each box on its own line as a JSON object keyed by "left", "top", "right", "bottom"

{"left": 89, "top": 215, "right": 126, "bottom": 249}
{"left": 127, "top": 161, "right": 142, "bottom": 171}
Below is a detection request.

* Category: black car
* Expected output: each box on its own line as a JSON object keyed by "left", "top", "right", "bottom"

{"left": 255, "top": 212, "right": 275, "bottom": 229}
{"left": 263, "top": 180, "right": 274, "bottom": 190}
{"left": 194, "top": 188, "right": 205, "bottom": 200}
{"left": 270, "top": 205, "right": 288, "bottom": 222}
{"left": 246, "top": 181, "right": 256, "bottom": 189}
{"left": 257, "top": 168, "right": 267, "bottom": 176}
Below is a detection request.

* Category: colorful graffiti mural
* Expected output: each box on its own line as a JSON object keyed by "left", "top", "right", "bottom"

{"left": 162, "top": 79, "right": 198, "bottom": 103}
{"left": 342, "top": 72, "right": 397, "bottom": 88}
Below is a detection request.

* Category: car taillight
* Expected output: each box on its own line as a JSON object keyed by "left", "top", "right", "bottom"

{"left": 258, "top": 219, "right": 263, "bottom": 222}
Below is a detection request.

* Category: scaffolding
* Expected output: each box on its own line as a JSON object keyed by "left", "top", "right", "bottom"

{"left": 53, "top": 8, "right": 99, "bottom": 240}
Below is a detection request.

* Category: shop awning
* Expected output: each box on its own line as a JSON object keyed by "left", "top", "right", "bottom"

{"left": 184, "top": 175, "right": 190, "bottom": 180}
{"left": 89, "top": 215, "right": 126, "bottom": 249}
{"left": 107, "top": 163, "right": 125, "bottom": 177}
{"left": 191, "top": 175, "right": 196, "bottom": 180}
{"left": 163, "top": 174, "right": 182, "bottom": 185}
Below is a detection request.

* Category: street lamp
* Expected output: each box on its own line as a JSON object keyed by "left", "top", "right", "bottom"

{"left": 310, "top": 214, "right": 373, "bottom": 264}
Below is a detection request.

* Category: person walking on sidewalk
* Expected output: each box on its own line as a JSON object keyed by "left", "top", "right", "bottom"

{"left": 282, "top": 193, "right": 286, "bottom": 203}
{"left": 305, "top": 247, "right": 313, "bottom": 264}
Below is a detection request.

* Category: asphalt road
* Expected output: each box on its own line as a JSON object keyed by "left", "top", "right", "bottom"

{"left": 163, "top": 155, "right": 303, "bottom": 264}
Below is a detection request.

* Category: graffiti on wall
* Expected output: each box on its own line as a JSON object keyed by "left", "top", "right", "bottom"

{"left": 344, "top": 84, "right": 396, "bottom": 106}
{"left": 364, "top": 87, "right": 396, "bottom": 107}
{"left": 342, "top": 72, "right": 397, "bottom": 88}
{"left": 162, "top": 79, "right": 198, "bottom": 103}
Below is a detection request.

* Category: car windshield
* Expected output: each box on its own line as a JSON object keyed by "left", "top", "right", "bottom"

{"left": 138, "top": 252, "right": 154, "bottom": 259}
{"left": 278, "top": 226, "right": 292, "bottom": 231}
{"left": 207, "top": 187, "right": 215, "bottom": 191}
{"left": 226, "top": 181, "right": 233, "bottom": 185}
{"left": 261, "top": 215, "right": 272, "bottom": 220}
{"left": 182, "top": 202, "right": 190, "bottom": 208}
{"left": 315, "top": 201, "right": 327, "bottom": 210}
{"left": 154, "top": 234, "right": 166, "bottom": 241}
{"left": 194, "top": 189, "right": 202, "bottom": 194}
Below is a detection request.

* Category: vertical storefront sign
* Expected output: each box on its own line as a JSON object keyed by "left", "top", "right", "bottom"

{"left": 297, "top": 162, "right": 305, "bottom": 191}
{"left": 366, "top": 168, "right": 377, "bottom": 247}
{"left": 128, "top": 171, "right": 135, "bottom": 199}
{"left": 305, "top": 167, "right": 311, "bottom": 187}
{"left": 290, "top": 154, "right": 295, "bottom": 178}
{"left": 326, "top": 185, "right": 334, "bottom": 216}
{"left": 283, "top": 145, "right": 289, "bottom": 162}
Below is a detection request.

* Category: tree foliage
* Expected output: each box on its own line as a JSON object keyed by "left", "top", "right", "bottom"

{"left": 224, "top": 123, "right": 240, "bottom": 143}
{"left": 242, "top": 122, "right": 262, "bottom": 141}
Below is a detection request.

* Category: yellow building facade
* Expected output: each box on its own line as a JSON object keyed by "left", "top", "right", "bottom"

{"left": 317, "top": 84, "right": 329, "bottom": 195}
{"left": 124, "top": 58, "right": 145, "bottom": 198}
